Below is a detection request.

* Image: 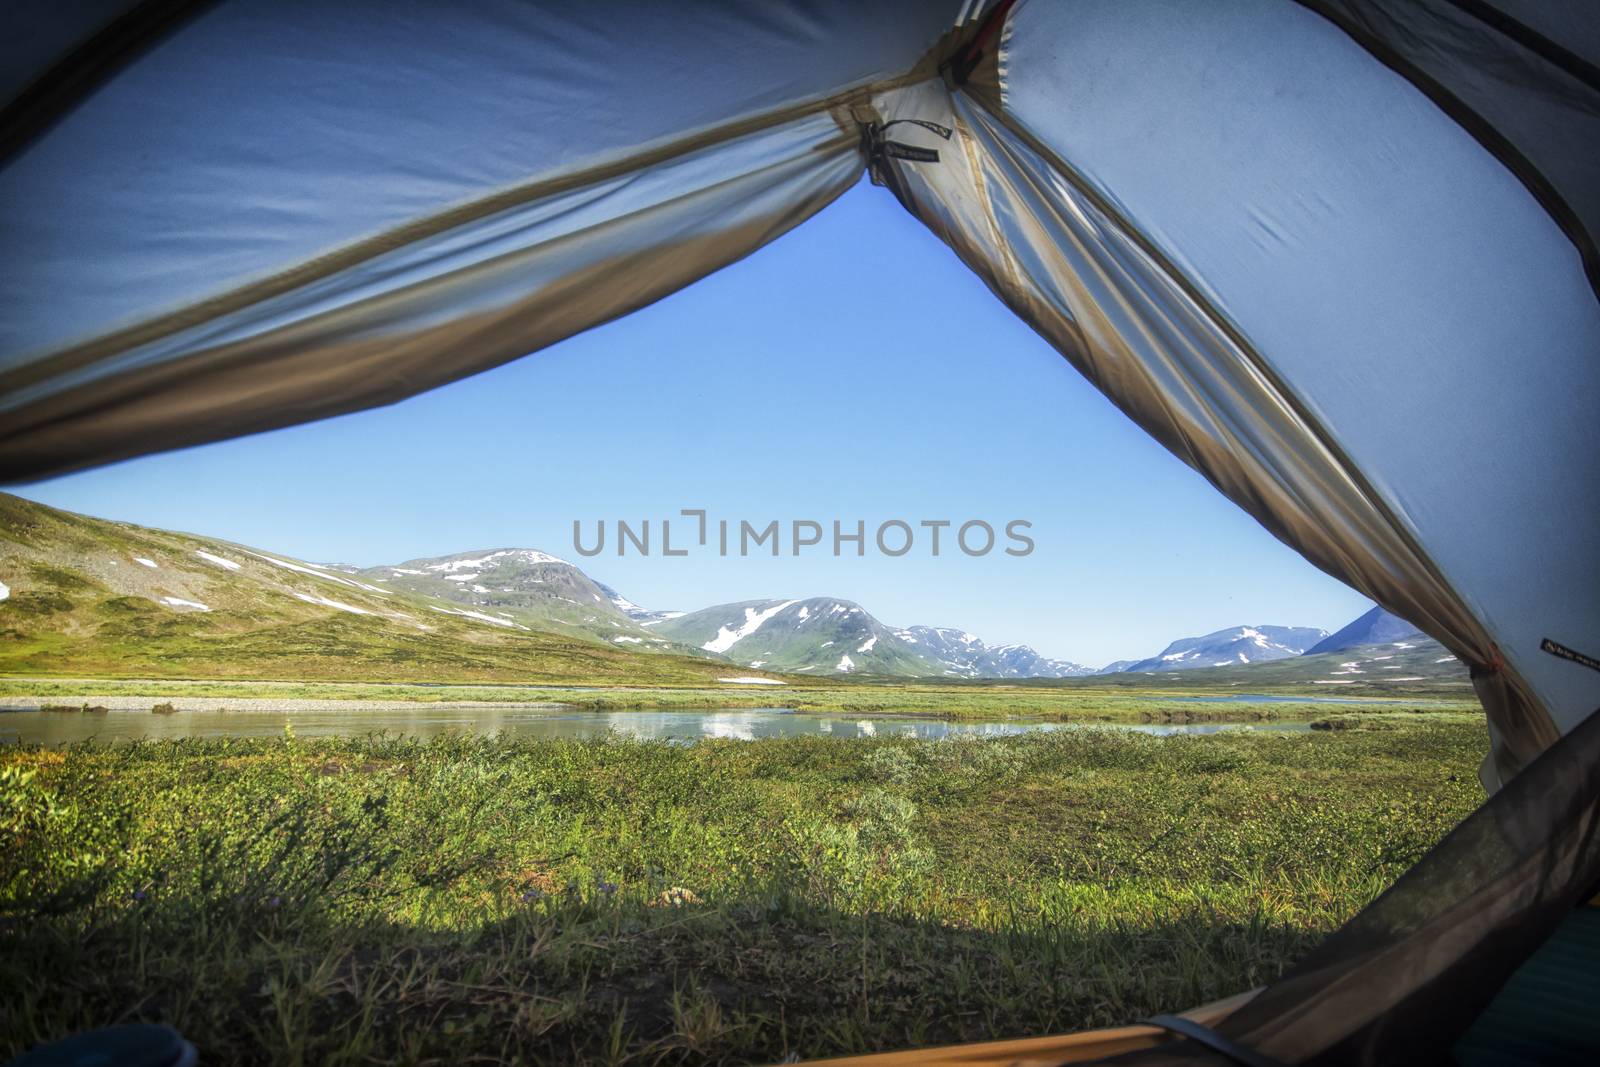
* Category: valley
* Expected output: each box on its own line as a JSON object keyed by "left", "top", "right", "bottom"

{"left": 0, "top": 492, "right": 1489, "bottom": 1066}
{"left": 0, "top": 493, "right": 1468, "bottom": 696}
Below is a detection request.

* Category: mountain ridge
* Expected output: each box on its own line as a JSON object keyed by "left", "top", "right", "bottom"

{"left": 0, "top": 495, "right": 756, "bottom": 686}
{"left": 1094, "top": 624, "right": 1327, "bottom": 675}
{"left": 2, "top": 492, "right": 1464, "bottom": 688}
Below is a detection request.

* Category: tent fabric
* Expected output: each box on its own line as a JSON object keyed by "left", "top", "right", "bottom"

{"left": 1289, "top": 0, "right": 1600, "bottom": 300}
{"left": 872, "top": 0, "right": 1600, "bottom": 782}
{"left": 0, "top": 0, "right": 150, "bottom": 107}
{"left": 0, "top": 112, "right": 863, "bottom": 475}
{"left": 0, "top": 0, "right": 965, "bottom": 476}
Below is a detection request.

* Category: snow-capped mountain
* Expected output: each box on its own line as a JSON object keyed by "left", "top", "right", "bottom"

{"left": 892, "top": 625, "right": 1093, "bottom": 678}
{"left": 1097, "top": 624, "right": 1327, "bottom": 674}
{"left": 650, "top": 598, "right": 932, "bottom": 675}
{"left": 361, "top": 549, "right": 683, "bottom": 650}
{"left": 1304, "top": 606, "right": 1424, "bottom": 655}
{"left": 649, "top": 601, "right": 1095, "bottom": 679}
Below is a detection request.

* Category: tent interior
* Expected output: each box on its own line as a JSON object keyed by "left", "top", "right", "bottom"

{"left": 3, "top": 1, "right": 1598, "bottom": 1063}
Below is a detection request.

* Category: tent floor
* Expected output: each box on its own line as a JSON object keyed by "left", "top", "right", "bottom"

{"left": 1453, "top": 907, "right": 1600, "bottom": 1065}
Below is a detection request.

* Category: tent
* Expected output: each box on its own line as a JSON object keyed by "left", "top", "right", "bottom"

{"left": 2, "top": 1, "right": 1597, "bottom": 1062}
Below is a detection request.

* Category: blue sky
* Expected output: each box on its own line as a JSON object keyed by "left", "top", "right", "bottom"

{"left": 13, "top": 177, "right": 1369, "bottom": 667}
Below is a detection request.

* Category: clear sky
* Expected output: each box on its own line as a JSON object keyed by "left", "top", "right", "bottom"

{"left": 11, "top": 177, "right": 1370, "bottom": 668}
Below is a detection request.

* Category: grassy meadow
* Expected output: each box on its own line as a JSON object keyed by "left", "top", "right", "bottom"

{"left": 1, "top": 721, "right": 1486, "bottom": 1065}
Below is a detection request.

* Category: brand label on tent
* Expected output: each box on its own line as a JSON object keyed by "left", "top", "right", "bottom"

{"left": 1541, "top": 638, "right": 1600, "bottom": 675}
{"left": 882, "top": 142, "right": 940, "bottom": 162}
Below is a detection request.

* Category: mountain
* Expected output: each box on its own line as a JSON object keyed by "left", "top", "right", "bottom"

{"left": 650, "top": 598, "right": 933, "bottom": 675}
{"left": 1305, "top": 606, "right": 1424, "bottom": 655}
{"left": 1097, "top": 624, "right": 1327, "bottom": 674}
{"left": 358, "top": 549, "right": 696, "bottom": 652}
{"left": 0, "top": 494, "right": 761, "bottom": 686}
{"left": 594, "top": 581, "right": 686, "bottom": 627}
{"left": 649, "top": 601, "right": 1094, "bottom": 679}
{"left": 1083, "top": 636, "right": 1465, "bottom": 692}
{"left": 892, "top": 625, "right": 1093, "bottom": 678}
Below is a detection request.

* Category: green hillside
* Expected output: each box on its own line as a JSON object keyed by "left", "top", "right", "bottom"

{"left": 0, "top": 494, "right": 775, "bottom": 687}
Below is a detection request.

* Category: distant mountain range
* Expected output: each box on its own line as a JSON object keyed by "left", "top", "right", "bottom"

{"left": 0, "top": 492, "right": 1463, "bottom": 688}
{"left": 1093, "top": 624, "right": 1327, "bottom": 675}
{"left": 892, "top": 626, "right": 1094, "bottom": 678}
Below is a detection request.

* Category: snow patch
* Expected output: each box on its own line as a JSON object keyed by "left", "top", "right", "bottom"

{"left": 701, "top": 600, "right": 799, "bottom": 653}
{"left": 195, "top": 550, "right": 240, "bottom": 571}
{"left": 160, "top": 596, "right": 209, "bottom": 612}
{"left": 444, "top": 573, "right": 479, "bottom": 582}
{"left": 294, "top": 592, "right": 372, "bottom": 615}
{"left": 133, "top": 557, "right": 158, "bottom": 569}
{"left": 250, "top": 552, "right": 362, "bottom": 588}
{"left": 835, "top": 654, "right": 855, "bottom": 673}
{"left": 607, "top": 591, "right": 643, "bottom": 612}
{"left": 428, "top": 606, "right": 529, "bottom": 629}
{"left": 612, "top": 636, "right": 643, "bottom": 644}
{"left": 0, "top": 579, "right": 8, "bottom": 602}
{"left": 717, "top": 677, "right": 786, "bottom": 685}
{"left": 1314, "top": 679, "right": 1356, "bottom": 685}
{"left": 857, "top": 636, "right": 878, "bottom": 653}
{"left": 426, "top": 549, "right": 569, "bottom": 572}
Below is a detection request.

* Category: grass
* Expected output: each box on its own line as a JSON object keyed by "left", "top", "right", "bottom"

{"left": 1, "top": 722, "right": 1486, "bottom": 1064}
{"left": 0, "top": 607, "right": 752, "bottom": 688}
{"left": 0, "top": 675, "right": 1480, "bottom": 723}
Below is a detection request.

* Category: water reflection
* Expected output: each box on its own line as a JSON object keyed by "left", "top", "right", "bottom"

{"left": 0, "top": 706, "right": 1316, "bottom": 746}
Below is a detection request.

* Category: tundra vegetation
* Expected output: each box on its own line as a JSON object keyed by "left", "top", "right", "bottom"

{"left": 0, "top": 676, "right": 1478, "bottom": 722}
{"left": 2, "top": 721, "right": 1484, "bottom": 1065}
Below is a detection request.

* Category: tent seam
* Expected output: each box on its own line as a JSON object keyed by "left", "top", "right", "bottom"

{"left": 947, "top": 99, "right": 1026, "bottom": 304}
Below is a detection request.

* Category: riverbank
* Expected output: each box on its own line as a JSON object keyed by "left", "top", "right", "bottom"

{"left": 0, "top": 675, "right": 1479, "bottom": 723}
{"left": 1, "top": 722, "right": 1485, "bottom": 1065}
